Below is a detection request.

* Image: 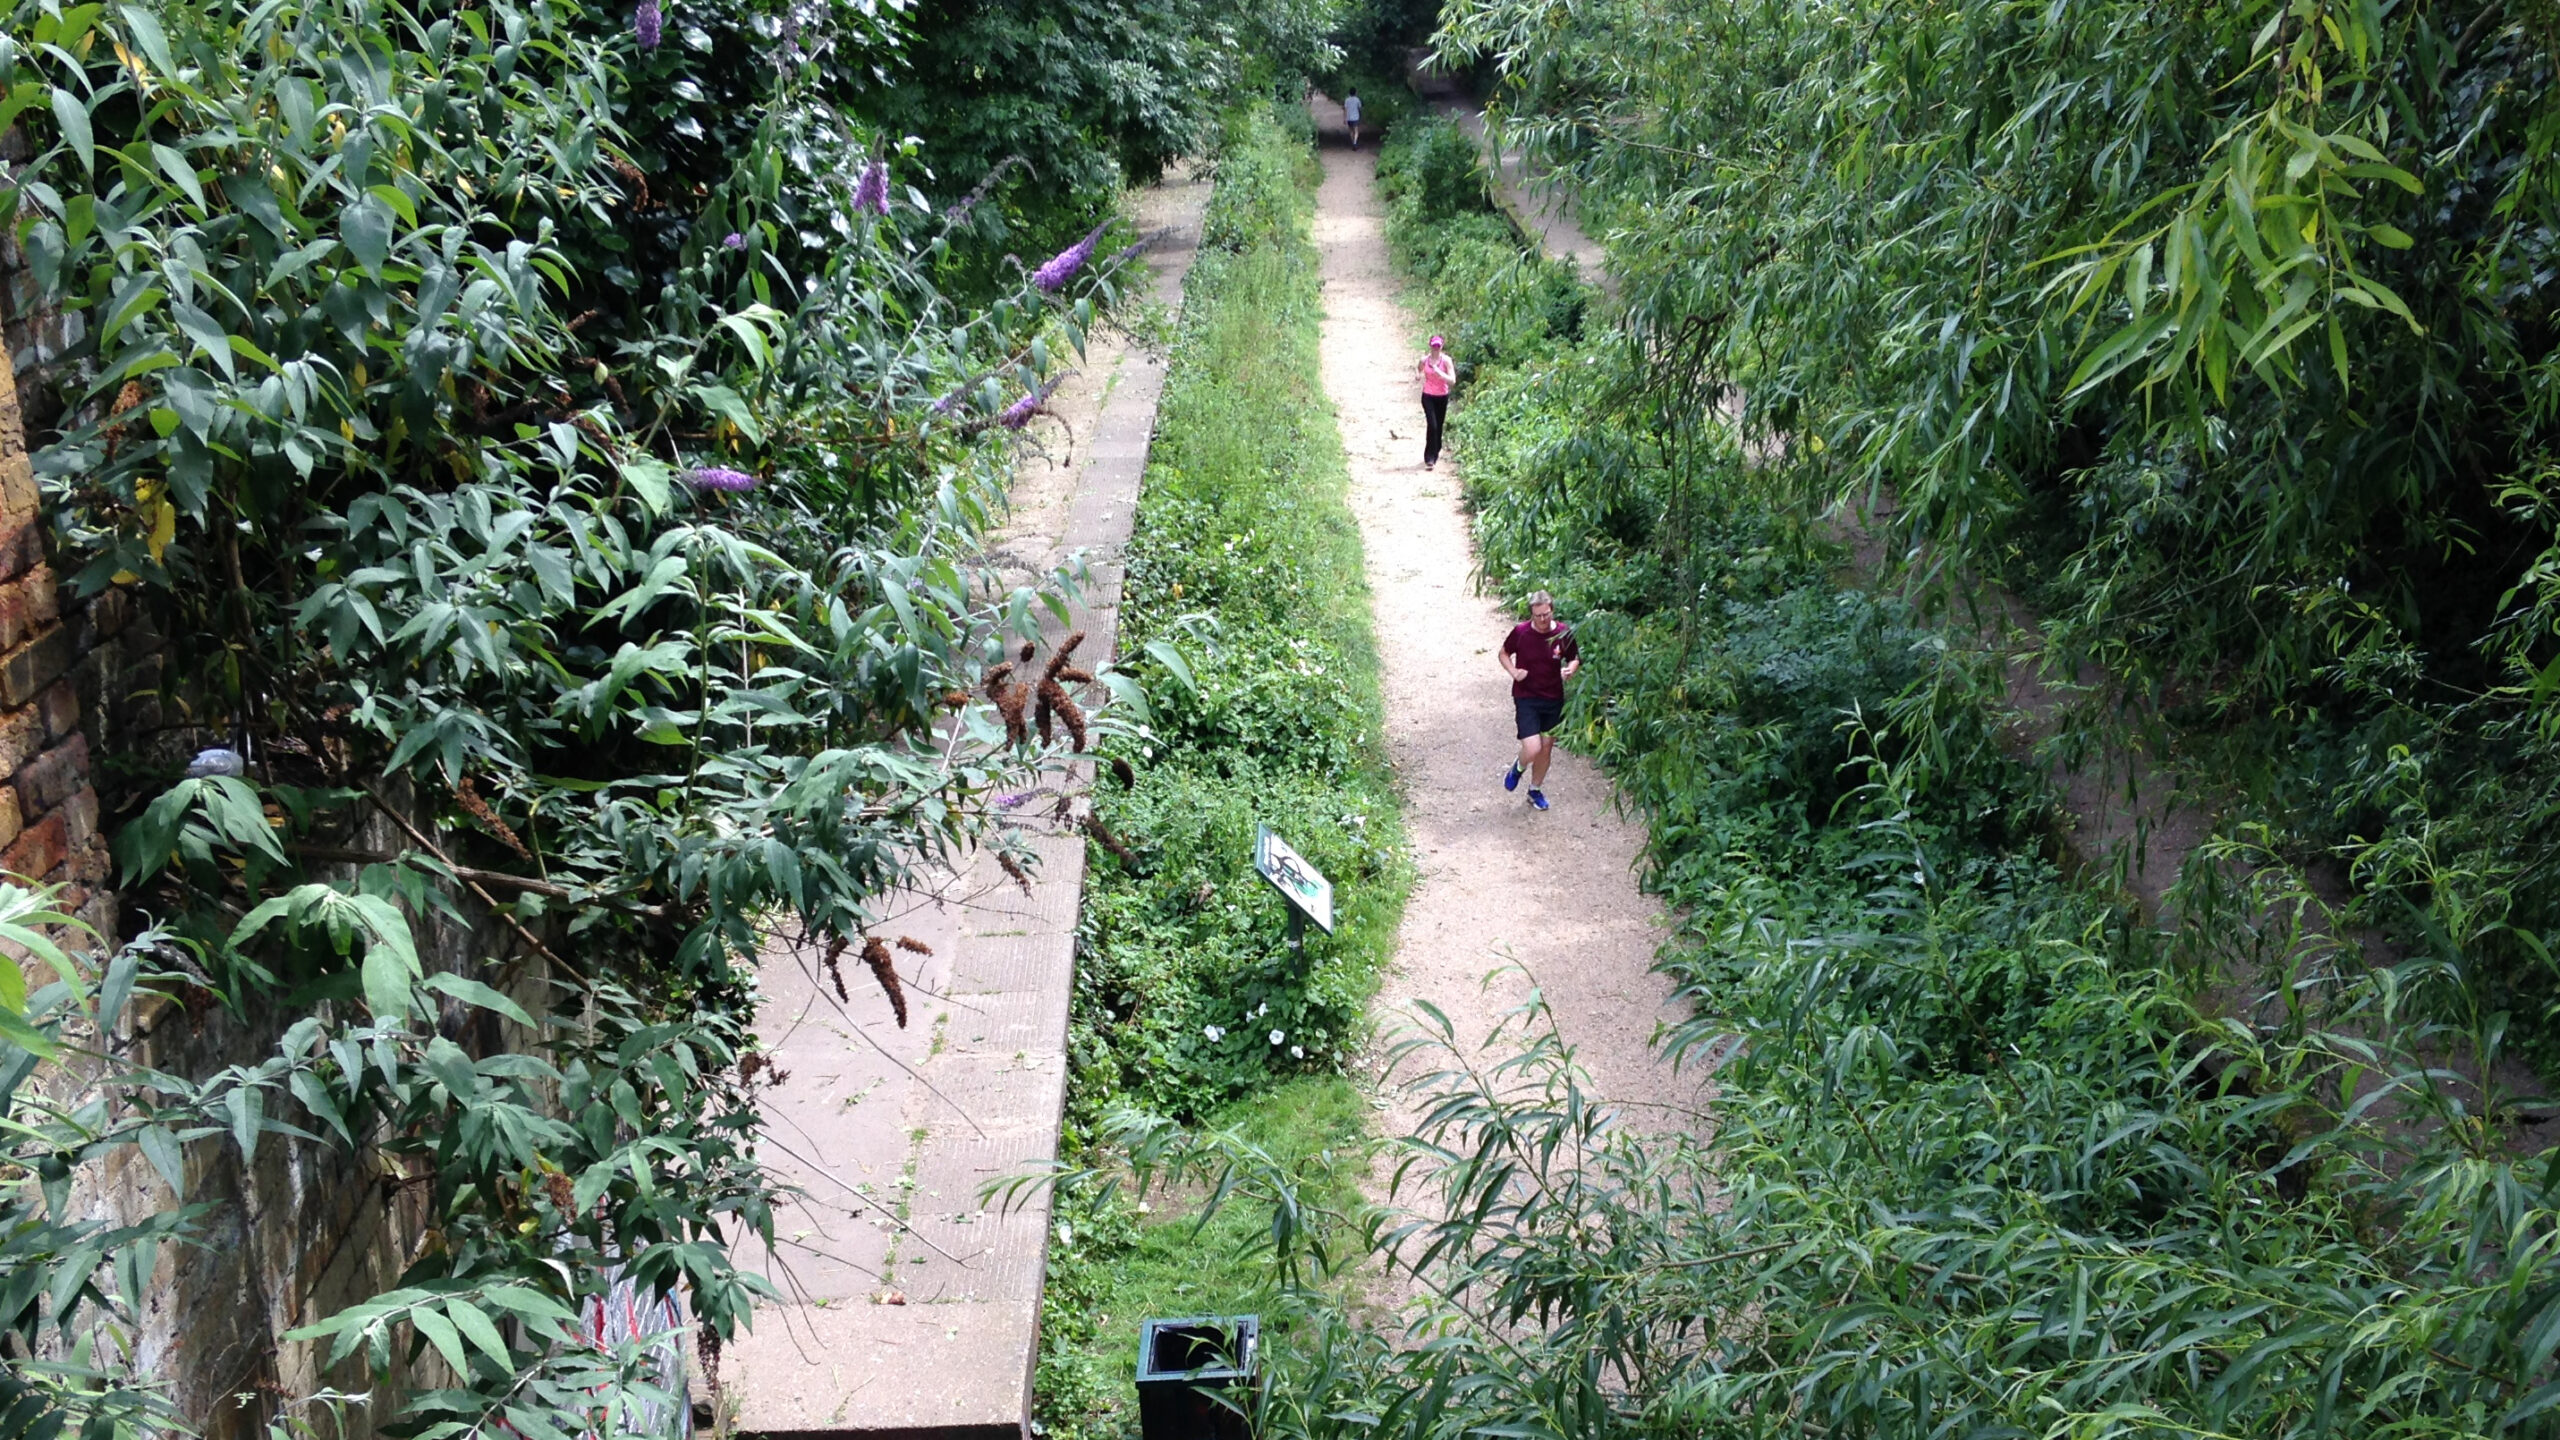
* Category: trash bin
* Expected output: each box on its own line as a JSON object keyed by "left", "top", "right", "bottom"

{"left": 1134, "top": 1315, "right": 1260, "bottom": 1440}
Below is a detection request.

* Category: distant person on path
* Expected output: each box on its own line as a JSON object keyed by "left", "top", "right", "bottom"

{"left": 1417, "top": 336, "right": 1455, "bottom": 469}
{"left": 1345, "top": 90, "right": 1363, "bottom": 148}
{"left": 1500, "top": 591, "right": 1580, "bottom": 811}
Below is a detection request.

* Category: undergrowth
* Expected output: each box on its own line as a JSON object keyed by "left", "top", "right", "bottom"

{"left": 1100, "top": 108, "right": 2560, "bottom": 1439}
{"left": 1032, "top": 105, "right": 1407, "bottom": 1440}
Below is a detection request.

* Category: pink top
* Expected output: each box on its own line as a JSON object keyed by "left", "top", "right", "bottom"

{"left": 1419, "top": 352, "right": 1455, "bottom": 396}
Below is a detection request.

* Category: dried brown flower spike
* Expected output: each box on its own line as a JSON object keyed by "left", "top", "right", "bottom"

{"left": 1036, "top": 679, "right": 1088, "bottom": 751}
{"left": 456, "top": 775, "right": 533, "bottom": 858}
{"left": 997, "top": 849, "right": 1033, "bottom": 895}
{"left": 896, "top": 936, "right": 933, "bottom": 956}
{"left": 105, "top": 381, "right": 146, "bottom": 459}
{"left": 861, "top": 936, "right": 909, "bottom": 1028}
{"left": 1110, "top": 757, "right": 1137, "bottom": 790}
{"left": 1084, "top": 814, "right": 1138, "bottom": 872}
{"left": 820, "top": 935, "right": 852, "bottom": 1003}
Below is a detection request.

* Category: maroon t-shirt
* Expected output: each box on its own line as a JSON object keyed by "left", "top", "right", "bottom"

{"left": 1503, "top": 621, "right": 1579, "bottom": 700}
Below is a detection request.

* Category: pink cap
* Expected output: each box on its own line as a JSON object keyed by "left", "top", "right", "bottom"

{"left": 1428, "top": 335, "right": 1444, "bottom": 347}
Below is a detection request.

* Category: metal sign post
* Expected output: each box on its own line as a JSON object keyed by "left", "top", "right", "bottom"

{"left": 1252, "top": 825, "right": 1334, "bottom": 962}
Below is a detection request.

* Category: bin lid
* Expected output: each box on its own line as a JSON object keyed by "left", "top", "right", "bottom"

{"left": 1135, "top": 1316, "right": 1260, "bottom": 1382}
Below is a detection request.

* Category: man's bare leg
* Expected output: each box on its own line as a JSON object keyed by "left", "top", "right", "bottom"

{"left": 1528, "top": 733, "right": 1554, "bottom": 788}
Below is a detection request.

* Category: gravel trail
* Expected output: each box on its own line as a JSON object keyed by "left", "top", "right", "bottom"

{"left": 1306, "top": 104, "right": 1702, "bottom": 1165}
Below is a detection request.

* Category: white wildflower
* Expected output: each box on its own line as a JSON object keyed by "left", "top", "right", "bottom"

{"left": 1269, "top": 1029, "right": 1285, "bottom": 1045}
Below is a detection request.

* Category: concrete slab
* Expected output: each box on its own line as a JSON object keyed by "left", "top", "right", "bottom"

{"left": 721, "top": 167, "right": 1210, "bottom": 1440}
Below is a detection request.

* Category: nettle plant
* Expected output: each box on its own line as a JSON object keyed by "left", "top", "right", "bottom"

{"left": 0, "top": 0, "right": 1154, "bottom": 1431}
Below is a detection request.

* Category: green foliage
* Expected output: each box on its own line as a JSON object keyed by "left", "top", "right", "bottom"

{"left": 0, "top": 0, "right": 1221, "bottom": 1428}
{"left": 1229, "top": 165, "right": 2560, "bottom": 1435}
{"left": 859, "top": 0, "right": 1349, "bottom": 290}
{"left": 1070, "top": 104, "right": 1402, "bottom": 1135}
{"left": 1035, "top": 1080, "right": 1369, "bottom": 1440}
{"left": 1427, "top": 0, "right": 2560, "bottom": 1058}
{"left": 1374, "top": 117, "right": 1579, "bottom": 371}
{"left": 0, "top": 876, "right": 765, "bottom": 1437}
{"left": 1326, "top": 0, "right": 1443, "bottom": 86}
{"left": 1035, "top": 106, "right": 1404, "bottom": 1440}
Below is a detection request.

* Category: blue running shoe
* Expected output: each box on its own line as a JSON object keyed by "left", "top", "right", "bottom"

{"left": 1528, "top": 789, "right": 1550, "bottom": 811}
{"left": 1504, "top": 764, "right": 1522, "bottom": 792}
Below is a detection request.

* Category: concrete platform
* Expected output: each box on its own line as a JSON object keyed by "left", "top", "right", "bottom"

{"left": 720, "top": 170, "right": 1209, "bottom": 1439}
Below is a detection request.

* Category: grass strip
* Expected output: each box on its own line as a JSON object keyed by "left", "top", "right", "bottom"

{"left": 1033, "top": 103, "right": 1407, "bottom": 1440}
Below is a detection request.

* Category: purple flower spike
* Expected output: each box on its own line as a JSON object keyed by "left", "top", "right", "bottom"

{"left": 854, "top": 160, "right": 890, "bottom": 216}
{"left": 687, "top": 465, "right": 757, "bottom": 492}
{"left": 634, "top": 0, "right": 662, "bottom": 48}
{"left": 998, "top": 392, "right": 1041, "bottom": 430}
{"left": 1032, "top": 221, "right": 1110, "bottom": 293}
{"left": 723, "top": 232, "right": 746, "bottom": 250}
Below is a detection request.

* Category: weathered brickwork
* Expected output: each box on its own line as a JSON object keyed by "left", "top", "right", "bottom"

{"left": 0, "top": 341, "right": 112, "bottom": 937}
{"left": 3, "top": 295, "right": 450, "bottom": 1438}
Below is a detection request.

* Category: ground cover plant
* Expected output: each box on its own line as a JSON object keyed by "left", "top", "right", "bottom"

{"left": 1106, "top": 95, "right": 2560, "bottom": 1438}
{"left": 0, "top": 0, "right": 1321, "bottom": 1431}
{"left": 1031, "top": 103, "right": 1408, "bottom": 1440}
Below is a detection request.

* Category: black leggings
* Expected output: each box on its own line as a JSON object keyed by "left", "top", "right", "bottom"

{"left": 1421, "top": 392, "right": 1448, "bottom": 466}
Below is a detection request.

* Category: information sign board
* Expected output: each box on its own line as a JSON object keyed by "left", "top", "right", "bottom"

{"left": 1252, "top": 825, "right": 1334, "bottom": 934}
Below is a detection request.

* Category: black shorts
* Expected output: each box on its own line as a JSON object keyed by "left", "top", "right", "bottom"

{"left": 1515, "top": 696, "right": 1565, "bottom": 739}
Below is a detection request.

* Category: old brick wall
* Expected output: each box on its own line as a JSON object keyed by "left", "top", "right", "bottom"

{"left": 0, "top": 338, "right": 113, "bottom": 939}
{"left": 1, "top": 300, "right": 477, "bottom": 1437}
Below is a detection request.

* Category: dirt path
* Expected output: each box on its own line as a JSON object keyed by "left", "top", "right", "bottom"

{"left": 1307, "top": 104, "right": 1699, "bottom": 1159}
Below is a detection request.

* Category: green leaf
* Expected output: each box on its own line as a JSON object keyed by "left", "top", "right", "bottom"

{"left": 119, "top": 6, "right": 177, "bottom": 78}
{"left": 137, "top": 1124, "right": 186, "bottom": 1197}
{"left": 622, "top": 455, "right": 674, "bottom": 516}
{"left": 151, "top": 142, "right": 207, "bottom": 214}
{"left": 289, "top": 1068, "right": 352, "bottom": 1145}
{"left": 226, "top": 1081, "right": 265, "bottom": 1162}
{"left": 341, "top": 193, "right": 393, "bottom": 277}
{"left": 421, "top": 972, "right": 534, "bottom": 1028}
{"left": 49, "top": 88, "right": 93, "bottom": 174}
{"left": 1143, "top": 639, "right": 1198, "bottom": 695}
{"left": 351, "top": 897, "right": 421, "bottom": 1021}
{"left": 96, "top": 947, "right": 137, "bottom": 1034}
{"left": 408, "top": 1303, "right": 470, "bottom": 1375}
{"left": 445, "top": 1299, "right": 513, "bottom": 1370}
{"left": 691, "top": 384, "right": 765, "bottom": 445}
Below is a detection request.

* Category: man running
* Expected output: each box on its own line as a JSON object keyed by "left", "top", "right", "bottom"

{"left": 1499, "top": 591, "right": 1580, "bottom": 811}
{"left": 1345, "top": 90, "right": 1363, "bottom": 149}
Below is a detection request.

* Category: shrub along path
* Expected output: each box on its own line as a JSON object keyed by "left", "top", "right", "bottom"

{"left": 1435, "top": 105, "right": 2558, "bottom": 1147}
{"left": 1435, "top": 103, "right": 1609, "bottom": 288}
{"left": 1306, "top": 101, "right": 1701, "bottom": 1178}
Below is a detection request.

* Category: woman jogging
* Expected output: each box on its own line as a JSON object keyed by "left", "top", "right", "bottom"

{"left": 1345, "top": 90, "right": 1363, "bottom": 148}
{"left": 1416, "top": 335, "right": 1455, "bottom": 469}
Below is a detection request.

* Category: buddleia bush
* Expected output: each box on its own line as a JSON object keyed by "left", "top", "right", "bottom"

{"left": 0, "top": 0, "right": 1193, "bottom": 1428}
